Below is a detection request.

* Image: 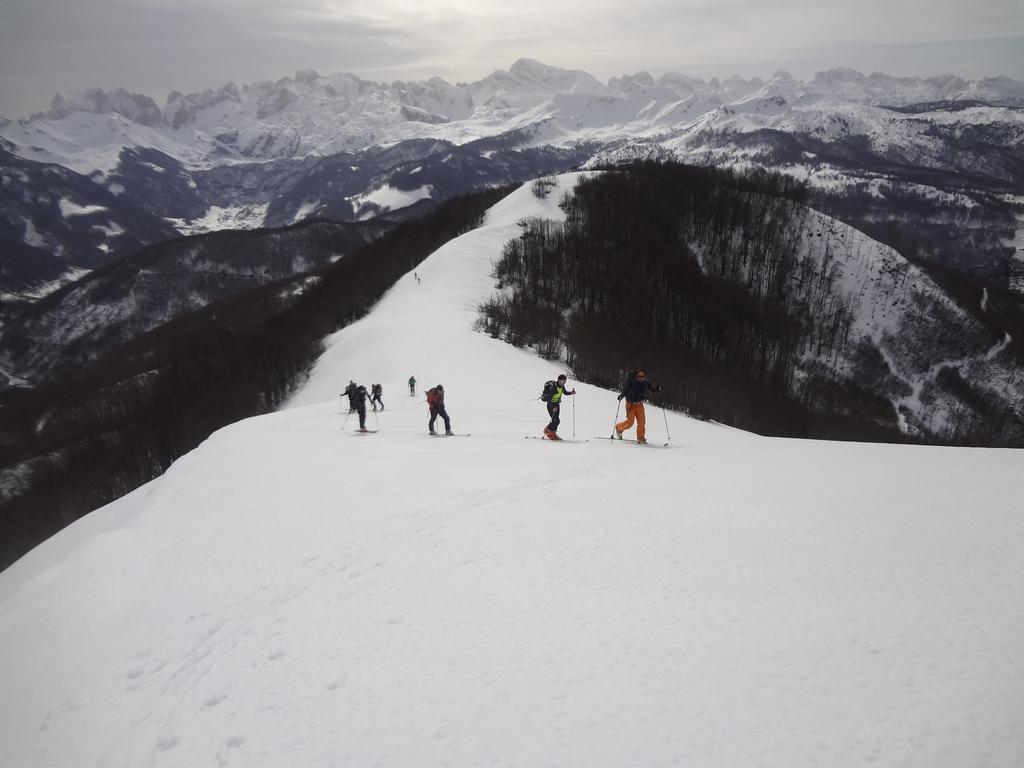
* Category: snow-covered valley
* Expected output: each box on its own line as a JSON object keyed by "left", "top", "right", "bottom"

{"left": 1, "top": 175, "right": 1022, "bottom": 767}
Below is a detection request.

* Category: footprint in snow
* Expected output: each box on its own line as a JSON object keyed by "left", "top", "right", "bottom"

{"left": 156, "top": 735, "right": 179, "bottom": 751}
{"left": 203, "top": 693, "right": 227, "bottom": 708}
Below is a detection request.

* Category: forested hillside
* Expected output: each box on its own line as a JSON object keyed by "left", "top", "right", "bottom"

{"left": 0, "top": 218, "right": 392, "bottom": 387}
{"left": 479, "top": 164, "right": 1024, "bottom": 443}
{"left": 0, "top": 187, "right": 512, "bottom": 569}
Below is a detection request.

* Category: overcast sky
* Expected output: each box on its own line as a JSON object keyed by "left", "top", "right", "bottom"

{"left": 1, "top": 0, "right": 1022, "bottom": 118}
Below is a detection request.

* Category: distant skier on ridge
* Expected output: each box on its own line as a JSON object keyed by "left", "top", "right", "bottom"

{"left": 370, "top": 383, "right": 384, "bottom": 411}
{"left": 615, "top": 368, "right": 662, "bottom": 444}
{"left": 409, "top": 376, "right": 417, "bottom": 396}
{"left": 342, "top": 380, "right": 371, "bottom": 432}
{"left": 541, "top": 374, "right": 576, "bottom": 440}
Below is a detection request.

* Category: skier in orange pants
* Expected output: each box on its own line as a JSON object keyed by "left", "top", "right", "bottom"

{"left": 617, "top": 400, "right": 647, "bottom": 441}
{"left": 615, "top": 368, "right": 662, "bottom": 443}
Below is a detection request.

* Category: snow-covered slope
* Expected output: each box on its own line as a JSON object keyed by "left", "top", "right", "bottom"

{"left": 762, "top": 204, "right": 1024, "bottom": 439}
{"left": 1, "top": 176, "right": 1022, "bottom": 767}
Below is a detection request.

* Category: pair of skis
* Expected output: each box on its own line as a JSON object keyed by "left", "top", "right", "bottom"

{"left": 524, "top": 436, "right": 589, "bottom": 443}
{"left": 348, "top": 430, "right": 472, "bottom": 437}
{"left": 595, "top": 434, "right": 671, "bottom": 448}
{"left": 349, "top": 428, "right": 666, "bottom": 446}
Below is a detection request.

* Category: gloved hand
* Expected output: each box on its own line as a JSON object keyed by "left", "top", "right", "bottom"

{"left": 571, "top": 389, "right": 577, "bottom": 395}
{"left": 617, "top": 393, "right": 624, "bottom": 401}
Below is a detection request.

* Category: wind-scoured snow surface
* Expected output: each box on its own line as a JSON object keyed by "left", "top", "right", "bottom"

{"left": 1, "top": 175, "right": 1023, "bottom": 768}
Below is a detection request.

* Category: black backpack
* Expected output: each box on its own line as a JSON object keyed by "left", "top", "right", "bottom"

{"left": 540, "top": 380, "right": 558, "bottom": 402}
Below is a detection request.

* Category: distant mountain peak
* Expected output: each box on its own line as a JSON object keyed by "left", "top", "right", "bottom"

{"left": 508, "top": 58, "right": 567, "bottom": 80}
{"left": 813, "top": 67, "right": 868, "bottom": 84}
{"left": 45, "top": 88, "right": 163, "bottom": 126}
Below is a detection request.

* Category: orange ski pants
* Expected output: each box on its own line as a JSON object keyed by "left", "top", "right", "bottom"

{"left": 616, "top": 401, "right": 646, "bottom": 441}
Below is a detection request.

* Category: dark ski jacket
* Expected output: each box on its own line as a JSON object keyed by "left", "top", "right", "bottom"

{"left": 620, "top": 377, "right": 661, "bottom": 404}
{"left": 344, "top": 383, "right": 369, "bottom": 408}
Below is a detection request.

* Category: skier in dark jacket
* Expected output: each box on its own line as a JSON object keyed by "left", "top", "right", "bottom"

{"left": 543, "top": 374, "right": 576, "bottom": 440}
{"left": 409, "top": 376, "right": 417, "bottom": 396}
{"left": 370, "top": 383, "right": 384, "bottom": 411}
{"left": 615, "top": 368, "right": 662, "bottom": 443}
{"left": 342, "top": 380, "right": 371, "bottom": 432}
{"left": 426, "top": 384, "right": 453, "bottom": 435}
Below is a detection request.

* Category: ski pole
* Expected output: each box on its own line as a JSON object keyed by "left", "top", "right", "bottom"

{"left": 341, "top": 406, "right": 353, "bottom": 431}
{"left": 373, "top": 406, "right": 380, "bottom": 430}
{"left": 661, "top": 399, "right": 672, "bottom": 444}
{"left": 610, "top": 398, "right": 621, "bottom": 440}
{"left": 572, "top": 395, "right": 576, "bottom": 438}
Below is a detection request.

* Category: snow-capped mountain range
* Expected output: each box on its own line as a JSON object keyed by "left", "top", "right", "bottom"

{"left": 1, "top": 59, "right": 1022, "bottom": 308}
{"left": 4, "top": 59, "right": 1023, "bottom": 174}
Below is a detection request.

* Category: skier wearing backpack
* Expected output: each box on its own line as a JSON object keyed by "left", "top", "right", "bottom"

{"left": 615, "top": 368, "right": 662, "bottom": 443}
{"left": 370, "top": 383, "right": 384, "bottom": 411}
{"left": 409, "top": 376, "right": 417, "bottom": 396}
{"left": 342, "top": 380, "right": 371, "bottom": 432}
{"left": 426, "top": 384, "right": 453, "bottom": 435}
{"left": 541, "top": 374, "right": 576, "bottom": 440}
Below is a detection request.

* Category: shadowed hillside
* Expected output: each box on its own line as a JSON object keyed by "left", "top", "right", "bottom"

{"left": 479, "top": 163, "right": 1024, "bottom": 443}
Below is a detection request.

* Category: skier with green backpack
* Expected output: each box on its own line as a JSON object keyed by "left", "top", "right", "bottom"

{"left": 541, "top": 374, "right": 576, "bottom": 440}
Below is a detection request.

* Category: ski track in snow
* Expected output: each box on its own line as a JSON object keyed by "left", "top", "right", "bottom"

{"left": 1, "top": 174, "right": 1023, "bottom": 768}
